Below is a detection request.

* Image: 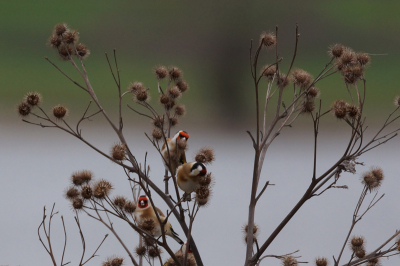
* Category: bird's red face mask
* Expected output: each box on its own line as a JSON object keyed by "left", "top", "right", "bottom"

{"left": 177, "top": 131, "right": 189, "bottom": 141}
{"left": 137, "top": 196, "right": 149, "bottom": 208}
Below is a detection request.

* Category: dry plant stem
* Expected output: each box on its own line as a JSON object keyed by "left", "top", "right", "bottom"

{"left": 61, "top": 216, "right": 67, "bottom": 266}
{"left": 39, "top": 204, "right": 58, "bottom": 266}
{"left": 184, "top": 203, "right": 199, "bottom": 266}
{"left": 46, "top": 56, "right": 203, "bottom": 265}
{"left": 256, "top": 250, "right": 300, "bottom": 266}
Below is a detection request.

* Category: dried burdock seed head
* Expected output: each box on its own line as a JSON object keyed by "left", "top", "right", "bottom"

{"left": 198, "top": 173, "right": 212, "bottom": 186}
{"left": 306, "top": 87, "right": 320, "bottom": 98}
{"left": 62, "top": 31, "right": 79, "bottom": 44}
{"left": 58, "top": 45, "right": 73, "bottom": 60}
{"left": 134, "top": 89, "right": 149, "bottom": 102}
{"left": 93, "top": 179, "right": 113, "bottom": 199}
{"left": 168, "top": 86, "right": 182, "bottom": 99}
{"left": 282, "top": 256, "right": 298, "bottom": 266}
{"left": 168, "top": 66, "right": 182, "bottom": 81}
{"left": 64, "top": 186, "right": 79, "bottom": 200}
{"left": 260, "top": 31, "right": 276, "bottom": 48}
{"left": 261, "top": 64, "right": 276, "bottom": 81}
{"left": 135, "top": 245, "right": 147, "bottom": 257}
{"left": 277, "top": 73, "right": 289, "bottom": 88}
{"left": 357, "top": 53, "right": 370, "bottom": 66}
{"left": 174, "top": 105, "right": 186, "bottom": 116}
{"left": 366, "top": 258, "right": 380, "bottom": 266}
{"left": 346, "top": 104, "right": 360, "bottom": 119}
{"left": 111, "top": 143, "right": 126, "bottom": 161}
{"left": 292, "top": 69, "right": 312, "bottom": 89}
{"left": 25, "top": 92, "right": 42, "bottom": 106}
{"left": 165, "top": 98, "right": 176, "bottom": 110}
{"left": 331, "top": 100, "right": 347, "bottom": 119}
{"left": 49, "top": 35, "right": 62, "bottom": 48}
{"left": 148, "top": 247, "right": 162, "bottom": 258}
{"left": 129, "top": 82, "right": 145, "bottom": 93}
{"left": 72, "top": 198, "right": 84, "bottom": 210}
{"left": 195, "top": 186, "right": 212, "bottom": 207}
{"left": 242, "top": 224, "right": 259, "bottom": 235}
{"left": 81, "top": 185, "right": 92, "bottom": 199}
{"left": 152, "top": 128, "right": 163, "bottom": 140}
{"left": 394, "top": 96, "right": 400, "bottom": 107}
{"left": 350, "top": 236, "right": 365, "bottom": 250}
{"left": 315, "top": 257, "right": 328, "bottom": 266}
{"left": 139, "top": 218, "right": 156, "bottom": 232}
{"left": 338, "top": 48, "right": 356, "bottom": 67}
{"left": 177, "top": 138, "right": 187, "bottom": 150}
{"left": 102, "top": 256, "right": 124, "bottom": 266}
{"left": 170, "top": 117, "right": 179, "bottom": 126}
{"left": 71, "top": 170, "right": 93, "bottom": 186}
{"left": 152, "top": 116, "right": 164, "bottom": 129}
{"left": 176, "top": 80, "right": 188, "bottom": 93}
{"left": 53, "top": 104, "right": 68, "bottom": 120}
{"left": 113, "top": 196, "right": 127, "bottom": 210}
{"left": 341, "top": 65, "right": 363, "bottom": 85}
{"left": 301, "top": 100, "right": 315, "bottom": 114}
{"left": 244, "top": 234, "right": 257, "bottom": 244}
{"left": 75, "top": 43, "right": 90, "bottom": 59}
{"left": 53, "top": 23, "right": 68, "bottom": 36}
{"left": 154, "top": 65, "right": 168, "bottom": 80}
{"left": 355, "top": 248, "right": 366, "bottom": 258}
{"left": 195, "top": 147, "right": 215, "bottom": 164}
{"left": 362, "top": 167, "right": 384, "bottom": 191}
{"left": 329, "top": 43, "right": 344, "bottom": 58}
{"left": 159, "top": 94, "right": 170, "bottom": 104}
{"left": 17, "top": 101, "right": 31, "bottom": 117}
{"left": 124, "top": 200, "right": 136, "bottom": 214}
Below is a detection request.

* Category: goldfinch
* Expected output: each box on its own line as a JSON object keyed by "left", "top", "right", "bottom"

{"left": 163, "top": 242, "right": 196, "bottom": 266}
{"left": 177, "top": 162, "right": 207, "bottom": 196}
{"left": 161, "top": 130, "right": 189, "bottom": 171}
{"left": 134, "top": 195, "right": 184, "bottom": 244}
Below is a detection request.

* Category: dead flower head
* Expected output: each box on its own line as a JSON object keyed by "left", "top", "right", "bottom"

{"left": 25, "top": 92, "right": 42, "bottom": 106}
{"left": 93, "top": 179, "right": 113, "bottom": 199}
{"left": 195, "top": 147, "right": 215, "bottom": 165}
{"left": 53, "top": 104, "right": 68, "bottom": 120}
{"left": 17, "top": 101, "right": 31, "bottom": 117}
{"left": 71, "top": 170, "right": 93, "bottom": 186}
{"left": 260, "top": 31, "right": 276, "bottom": 48}
{"left": 110, "top": 143, "right": 126, "bottom": 161}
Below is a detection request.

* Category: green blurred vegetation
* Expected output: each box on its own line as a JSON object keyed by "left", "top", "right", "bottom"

{"left": 2, "top": 1, "right": 400, "bottom": 125}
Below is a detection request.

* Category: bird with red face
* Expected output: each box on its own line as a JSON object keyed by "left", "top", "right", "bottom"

{"left": 177, "top": 162, "right": 207, "bottom": 200}
{"left": 134, "top": 195, "right": 184, "bottom": 244}
{"left": 161, "top": 130, "right": 189, "bottom": 172}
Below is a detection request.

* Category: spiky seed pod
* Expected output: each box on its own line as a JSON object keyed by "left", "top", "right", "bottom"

{"left": 152, "top": 116, "right": 164, "bottom": 129}
{"left": 168, "top": 86, "right": 181, "bottom": 99}
{"left": 25, "top": 92, "right": 42, "bottom": 106}
{"left": 81, "top": 185, "right": 92, "bottom": 199}
{"left": 62, "top": 31, "right": 79, "bottom": 44}
{"left": 371, "top": 167, "right": 384, "bottom": 182}
{"left": 113, "top": 196, "right": 127, "bottom": 210}
{"left": 394, "top": 96, "right": 400, "bottom": 107}
{"left": 102, "top": 256, "right": 124, "bottom": 266}
{"left": 49, "top": 35, "right": 62, "bottom": 48}
{"left": 154, "top": 65, "right": 168, "bottom": 80}
{"left": 195, "top": 186, "right": 211, "bottom": 206}
{"left": 170, "top": 117, "right": 178, "bottom": 126}
{"left": 75, "top": 43, "right": 90, "bottom": 59}
{"left": 72, "top": 198, "right": 84, "bottom": 210}
{"left": 148, "top": 247, "right": 162, "bottom": 258}
{"left": 195, "top": 148, "right": 215, "bottom": 164}
{"left": 357, "top": 53, "right": 370, "bottom": 66}
{"left": 282, "top": 256, "right": 298, "bottom": 266}
{"left": 331, "top": 100, "right": 347, "bottom": 119}
{"left": 315, "top": 257, "right": 328, "bottom": 266}
{"left": 129, "top": 82, "right": 145, "bottom": 93}
{"left": 244, "top": 234, "right": 257, "bottom": 244}
{"left": 242, "top": 224, "right": 259, "bottom": 235}
{"left": 338, "top": 48, "right": 356, "bottom": 67}
{"left": 17, "top": 101, "right": 31, "bottom": 117}
{"left": 176, "top": 80, "right": 188, "bottom": 93}
{"left": 292, "top": 69, "right": 313, "bottom": 89}
{"left": 65, "top": 186, "right": 79, "bottom": 200}
{"left": 198, "top": 173, "right": 212, "bottom": 186}
{"left": 71, "top": 170, "right": 93, "bottom": 186}
{"left": 152, "top": 128, "right": 163, "bottom": 140}
{"left": 347, "top": 105, "right": 360, "bottom": 119}
{"left": 366, "top": 258, "right": 380, "bottom": 266}
{"left": 139, "top": 218, "right": 156, "bottom": 232}
{"left": 124, "top": 201, "right": 136, "bottom": 214}
{"left": 177, "top": 138, "right": 187, "bottom": 150}
{"left": 168, "top": 67, "right": 182, "bottom": 81}
{"left": 93, "top": 180, "right": 113, "bottom": 199}
{"left": 301, "top": 100, "right": 315, "bottom": 114}
{"left": 261, "top": 65, "right": 276, "bottom": 81}
{"left": 306, "top": 87, "right": 320, "bottom": 98}
{"left": 165, "top": 98, "right": 176, "bottom": 110}
{"left": 260, "top": 32, "right": 276, "bottom": 48}
{"left": 135, "top": 246, "right": 147, "bottom": 257}
{"left": 277, "top": 73, "right": 289, "bottom": 88}
{"left": 159, "top": 94, "right": 170, "bottom": 104}
{"left": 362, "top": 167, "right": 384, "bottom": 191}
{"left": 111, "top": 143, "right": 126, "bottom": 161}
{"left": 329, "top": 44, "right": 344, "bottom": 58}
{"left": 174, "top": 105, "right": 186, "bottom": 116}
{"left": 342, "top": 65, "right": 363, "bottom": 85}
{"left": 58, "top": 45, "right": 73, "bottom": 60}
{"left": 53, "top": 104, "right": 68, "bottom": 119}
{"left": 350, "top": 236, "right": 365, "bottom": 251}
{"left": 355, "top": 248, "right": 366, "bottom": 258}
{"left": 53, "top": 23, "right": 68, "bottom": 36}
{"left": 134, "top": 89, "right": 149, "bottom": 102}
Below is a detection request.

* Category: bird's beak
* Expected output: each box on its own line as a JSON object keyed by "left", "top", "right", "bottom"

{"left": 140, "top": 200, "right": 145, "bottom": 206}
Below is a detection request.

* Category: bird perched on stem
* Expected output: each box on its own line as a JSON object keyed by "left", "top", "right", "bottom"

{"left": 134, "top": 195, "right": 184, "bottom": 244}
{"left": 177, "top": 162, "right": 207, "bottom": 200}
{"left": 161, "top": 130, "right": 189, "bottom": 173}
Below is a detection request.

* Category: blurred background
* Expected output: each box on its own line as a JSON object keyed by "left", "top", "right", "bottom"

{"left": 2, "top": 1, "right": 400, "bottom": 265}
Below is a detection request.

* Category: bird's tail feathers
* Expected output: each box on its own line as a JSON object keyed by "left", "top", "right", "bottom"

{"left": 170, "top": 226, "right": 184, "bottom": 245}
